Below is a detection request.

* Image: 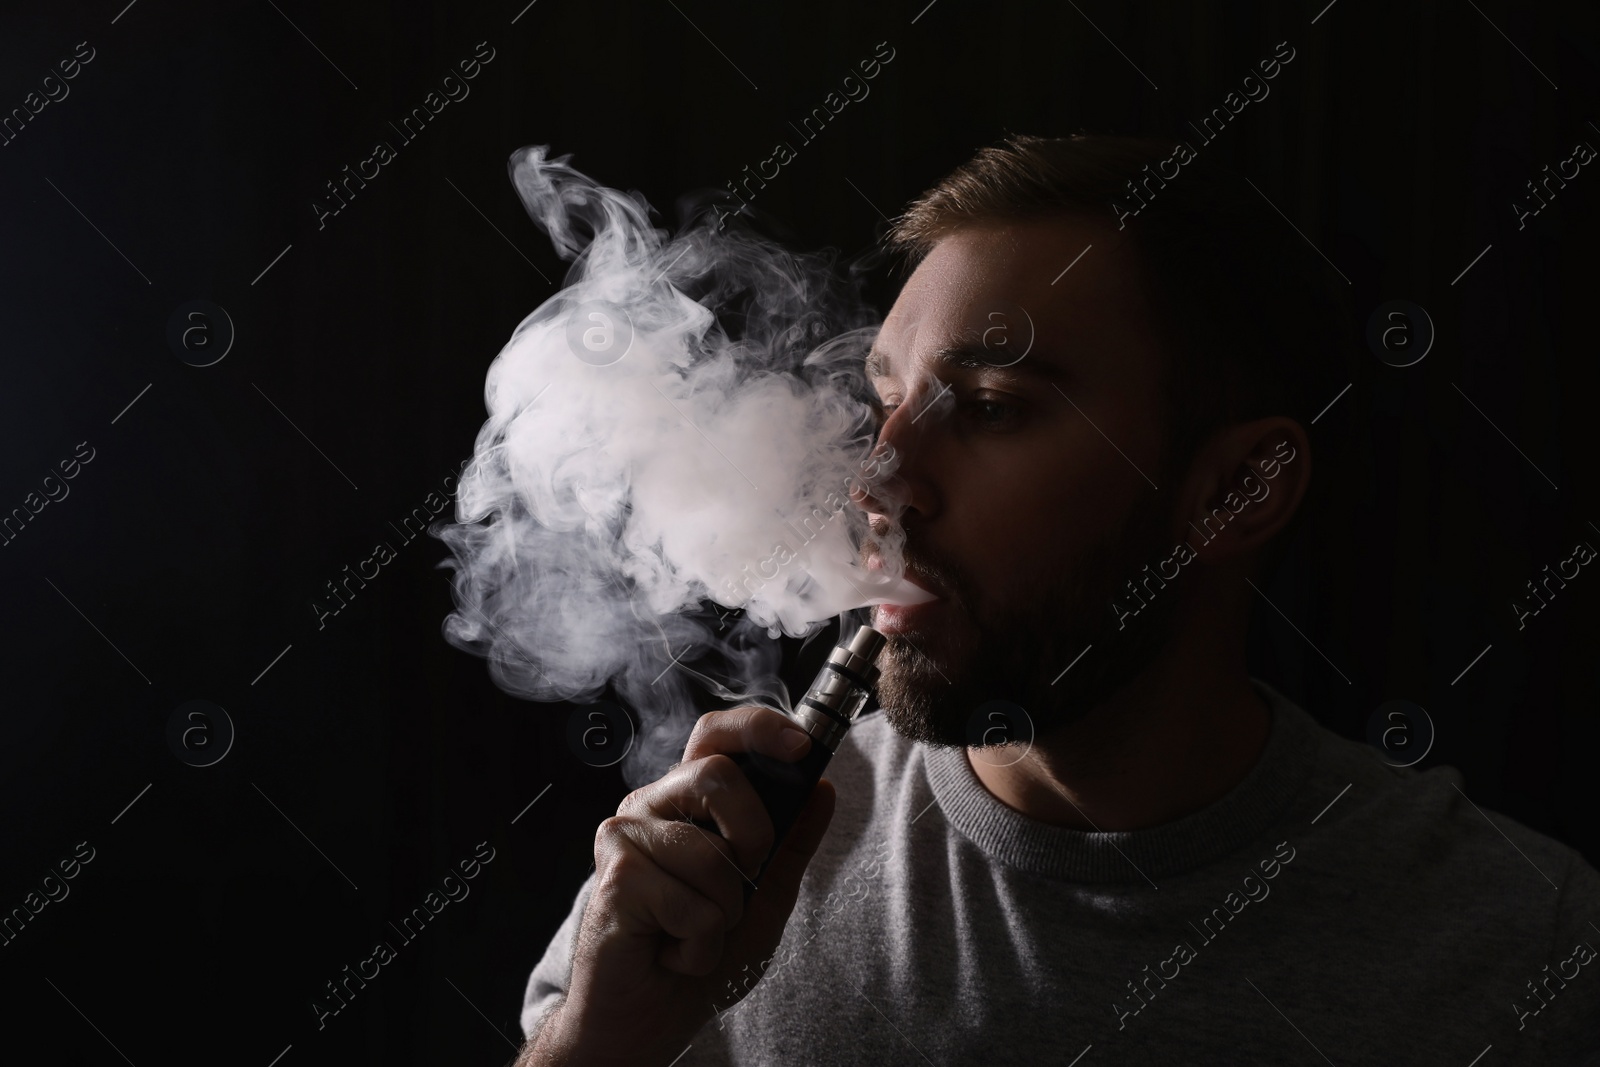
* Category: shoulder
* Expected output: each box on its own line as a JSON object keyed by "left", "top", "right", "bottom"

{"left": 1287, "top": 697, "right": 1600, "bottom": 930}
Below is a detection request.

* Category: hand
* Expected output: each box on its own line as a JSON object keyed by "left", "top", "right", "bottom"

{"left": 528, "top": 706, "right": 836, "bottom": 1067}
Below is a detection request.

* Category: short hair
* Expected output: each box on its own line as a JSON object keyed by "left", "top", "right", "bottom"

{"left": 884, "top": 132, "right": 1360, "bottom": 571}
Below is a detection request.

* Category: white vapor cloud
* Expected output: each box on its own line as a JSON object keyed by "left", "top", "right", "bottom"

{"left": 437, "top": 146, "right": 929, "bottom": 785}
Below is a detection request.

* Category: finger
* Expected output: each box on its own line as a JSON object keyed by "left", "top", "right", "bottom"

{"left": 624, "top": 755, "right": 776, "bottom": 879}
{"left": 609, "top": 809, "right": 750, "bottom": 933}
{"left": 596, "top": 827, "right": 728, "bottom": 949}
{"left": 684, "top": 705, "right": 811, "bottom": 764}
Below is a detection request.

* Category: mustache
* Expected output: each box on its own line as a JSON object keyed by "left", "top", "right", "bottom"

{"left": 862, "top": 535, "right": 961, "bottom": 605}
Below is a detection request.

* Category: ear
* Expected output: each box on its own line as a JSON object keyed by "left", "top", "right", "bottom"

{"left": 1171, "top": 416, "right": 1310, "bottom": 564}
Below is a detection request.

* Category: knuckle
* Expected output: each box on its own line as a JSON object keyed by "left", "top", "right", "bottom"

{"left": 595, "top": 813, "right": 630, "bottom": 846}
{"left": 594, "top": 817, "right": 647, "bottom": 877}
{"left": 615, "top": 783, "right": 655, "bottom": 818}
{"left": 684, "top": 712, "right": 719, "bottom": 756}
{"left": 596, "top": 839, "right": 646, "bottom": 896}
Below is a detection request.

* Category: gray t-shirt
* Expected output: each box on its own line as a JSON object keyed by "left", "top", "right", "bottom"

{"left": 522, "top": 678, "right": 1600, "bottom": 1065}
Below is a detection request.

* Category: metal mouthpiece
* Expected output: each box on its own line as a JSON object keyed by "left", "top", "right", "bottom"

{"left": 790, "top": 624, "right": 886, "bottom": 751}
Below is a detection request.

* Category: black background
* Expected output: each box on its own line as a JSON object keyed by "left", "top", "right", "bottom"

{"left": 2, "top": 1, "right": 1597, "bottom": 1064}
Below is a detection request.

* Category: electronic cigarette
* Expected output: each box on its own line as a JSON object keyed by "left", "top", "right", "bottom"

{"left": 727, "top": 623, "right": 887, "bottom": 890}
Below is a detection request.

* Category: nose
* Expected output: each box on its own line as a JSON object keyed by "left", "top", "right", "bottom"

{"left": 850, "top": 377, "right": 944, "bottom": 522}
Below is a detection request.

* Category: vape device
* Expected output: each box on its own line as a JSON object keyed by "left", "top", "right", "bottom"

{"left": 728, "top": 623, "right": 887, "bottom": 890}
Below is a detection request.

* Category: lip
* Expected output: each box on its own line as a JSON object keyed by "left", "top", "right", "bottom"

{"left": 863, "top": 556, "right": 948, "bottom": 634}
{"left": 873, "top": 597, "right": 947, "bottom": 635}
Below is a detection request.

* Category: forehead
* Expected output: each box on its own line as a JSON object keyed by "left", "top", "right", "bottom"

{"left": 873, "top": 216, "right": 1161, "bottom": 376}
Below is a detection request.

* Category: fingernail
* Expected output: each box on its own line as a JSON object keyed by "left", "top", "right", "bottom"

{"left": 782, "top": 727, "right": 809, "bottom": 752}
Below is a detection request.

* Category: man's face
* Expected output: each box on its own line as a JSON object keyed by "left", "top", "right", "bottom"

{"left": 859, "top": 216, "right": 1184, "bottom": 749}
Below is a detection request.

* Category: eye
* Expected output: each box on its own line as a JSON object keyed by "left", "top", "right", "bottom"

{"left": 966, "top": 395, "right": 1022, "bottom": 430}
{"left": 873, "top": 392, "right": 1022, "bottom": 431}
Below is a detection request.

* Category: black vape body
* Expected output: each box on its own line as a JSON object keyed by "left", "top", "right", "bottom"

{"left": 725, "top": 624, "right": 886, "bottom": 889}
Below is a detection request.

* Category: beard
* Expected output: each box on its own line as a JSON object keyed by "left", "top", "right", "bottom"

{"left": 873, "top": 487, "right": 1185, "bottom": 751}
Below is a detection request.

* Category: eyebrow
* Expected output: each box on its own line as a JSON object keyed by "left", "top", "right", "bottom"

{"left": 864, "top": 343, "right": 1067, "bottom": 383}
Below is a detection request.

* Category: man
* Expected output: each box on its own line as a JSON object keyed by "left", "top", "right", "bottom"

{"left": 517, "top": 135, "right": 1600, "bottom": 1065}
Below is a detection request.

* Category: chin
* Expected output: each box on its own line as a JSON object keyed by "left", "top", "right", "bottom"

{"left": 876, "top": 638, "right": 973, "bottom": 748}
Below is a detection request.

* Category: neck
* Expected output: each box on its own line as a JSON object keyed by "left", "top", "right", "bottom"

{"left": 968, "top": 580, "right": 1270, "bottom": 832}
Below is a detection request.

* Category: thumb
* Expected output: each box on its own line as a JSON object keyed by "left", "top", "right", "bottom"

{"left": 741, "top": 778, "right": 836, "bottom": 932}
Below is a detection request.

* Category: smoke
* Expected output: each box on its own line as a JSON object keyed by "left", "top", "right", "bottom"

{"left": 436, "top": 146, "right": 931, "bottom": 786}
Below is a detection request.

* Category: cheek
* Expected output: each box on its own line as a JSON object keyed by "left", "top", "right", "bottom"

{"left": 928, "top": 403, "right": 1160, "bottom": 607}
{"left": 946, "top": 454, "right": 1100, "bottom": 598}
